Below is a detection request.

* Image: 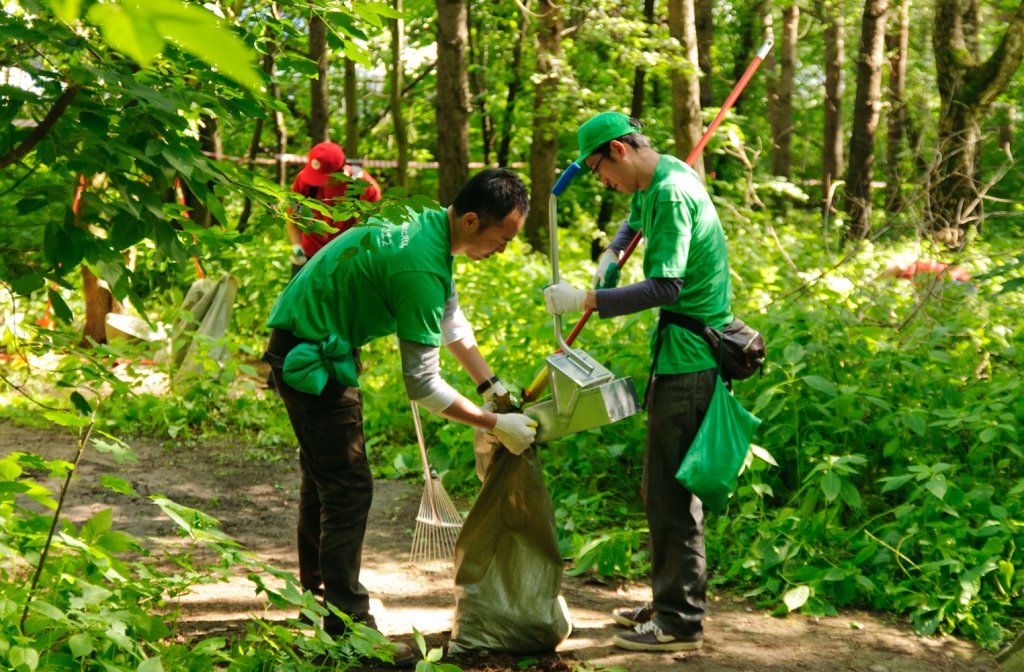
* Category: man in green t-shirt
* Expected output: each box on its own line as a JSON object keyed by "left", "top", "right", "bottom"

{"left": 264, "top": 168, "right": 537, "bottom": 664}
{"left": 543, "top": 112, "right": 733, "bottom": 653}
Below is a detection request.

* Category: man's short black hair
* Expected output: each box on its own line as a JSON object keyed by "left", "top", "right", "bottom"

{"left": 452, "top": 168, "right": 529, "bottom": 230}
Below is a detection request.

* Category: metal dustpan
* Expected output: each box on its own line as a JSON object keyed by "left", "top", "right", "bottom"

{"left": 524, "top": 163, "right": 640, "bottom": 443}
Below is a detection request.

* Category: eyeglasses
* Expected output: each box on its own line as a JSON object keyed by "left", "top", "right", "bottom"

{"left": 590, "top": 153, "right": 606, "bottom": 174}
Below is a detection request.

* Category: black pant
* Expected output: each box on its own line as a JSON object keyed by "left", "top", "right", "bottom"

{"left": 266, "top": 329, "right": 372, "bottom": 634}
{"left": 643, "top": 368, "right": 717, "bottom": 638}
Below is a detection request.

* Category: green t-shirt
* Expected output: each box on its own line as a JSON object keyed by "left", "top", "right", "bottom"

{"left": 629, "top": 155, "right": 733, "bottom": 374}
{"left": 267, "top": 207, "right": 454, "bottom": 361}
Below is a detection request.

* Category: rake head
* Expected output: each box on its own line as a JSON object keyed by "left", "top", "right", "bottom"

{"left": 409, "top": 469, "right": 463, "bottom": 572}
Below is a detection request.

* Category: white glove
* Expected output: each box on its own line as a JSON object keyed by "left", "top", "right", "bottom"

{"left": 290, "top": 244, "right": 308, "bottom": 267}
{"left": 491, "top": 413, "right": 538, "bottom": 455}
{"left": 592, "top": 249, "right": 621, "bottom": 289}
{"left": 544, "top": 281, "right": 587, "bottom": 315}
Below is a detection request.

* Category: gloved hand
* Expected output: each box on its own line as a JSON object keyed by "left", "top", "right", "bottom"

{"left": 491, "top": 413, "right": 538, "bottom": 455}
{"left": 543, "top": 280, "right": 587, "bottom": 315}
{"left": 290, "top": 244, "right": 308, "bottom": 267}
{"left": 592, "top": 249, "right": 621, "bottom": 289}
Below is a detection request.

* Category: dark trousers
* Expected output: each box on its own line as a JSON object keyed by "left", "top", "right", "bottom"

{"left": 266, "top": 329, "right": 372, "bottom": 634}
{"left": 643, "top": 368, "right": 717, "bottom": 638}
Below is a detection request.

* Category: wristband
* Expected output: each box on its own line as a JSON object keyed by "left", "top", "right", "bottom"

{"left": 475, "top": 375, "right": 501, "bottom": 395}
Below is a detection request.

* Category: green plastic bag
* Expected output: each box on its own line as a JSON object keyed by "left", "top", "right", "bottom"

{"left": 675, "top": 376, "right": 762, "bottom": 512}
{"left": 448, "top": 446, "right": 572, "bottom": 654}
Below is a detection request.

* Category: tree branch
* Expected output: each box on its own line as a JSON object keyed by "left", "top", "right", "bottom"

{"left": 0, "top": 84, "right": 80, "bottom": 169}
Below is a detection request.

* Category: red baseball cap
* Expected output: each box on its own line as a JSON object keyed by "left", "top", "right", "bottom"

{"left": 299, "top": 142, "right": 345, "bottom": 187}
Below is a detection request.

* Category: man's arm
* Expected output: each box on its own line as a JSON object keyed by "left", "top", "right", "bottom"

{"left": 399, "top": 338, "right": 496, "bottom": 431}
{"left": 439, "top": 287, "right": 495, "bottom": 387}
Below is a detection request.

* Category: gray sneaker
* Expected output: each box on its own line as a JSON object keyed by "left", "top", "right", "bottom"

{"left": 611, "top": 604, "right": 655, "bottom": 628}
{"left": 612, "top": 620, "right": 703, "bottom": 653}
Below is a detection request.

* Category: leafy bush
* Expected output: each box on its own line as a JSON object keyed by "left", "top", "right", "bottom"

{"left": 0, "top": 438, "right": 413, "bottom": 671}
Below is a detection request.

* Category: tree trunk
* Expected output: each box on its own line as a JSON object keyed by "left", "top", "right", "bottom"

{"left": 183, "top": 116, "right": 221, "bottom": 228}
{"left": 631, "top": 0, "right": 657, "bottom": 119}
{"left": 524, "top": 0, "right": 562, "bottom": 253}
{"left": 668, "top": 0, "right": 705, "bottom": 180}
{"left": 696, "top": 0, "right": 714, "bottom": 108}
{"left": 496, "top": 12, "right": 528, "bottom": 167}
{"left": 390, "top": 0, "right": 409, "bottom": 188}
{"left": 761, "top": 1, "right": 778, "bottom": 174}
{"left": 79, "top": 266, "right": 123, "bottom": 347}
{"left": 239, "top": 15, "right": 284, "bottom": 232}
{"left": 467, "top": 4, "right": 493, "bottom": 166}
{"left": 844, "top": 0, "right": 888, "bottom": 242}
{"left": 344, "top": 59, "right": 359, "bottom": 157}
{"left": 730, "top": 3, "right": 762, "bottom": 112}
{"left": 772, "top": 1, "right": 798, "bottom": 178}
{"left": 820, "top": 0, "right": 844, "bottom": 218}
{"left": 436, "top": 0, "right": 471, "bottom": 205}
{"left": 928, "top": 0, "right": 1024, "bottom": 237}
{"left": 884, "top": 0, "right": 909, "bottom": 215}
{"left": 309, "top": 12, "right": 329, "bottom": 144}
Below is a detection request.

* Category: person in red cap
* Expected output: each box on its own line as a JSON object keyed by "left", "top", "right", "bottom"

{"left": 287, "top": 141, "right": 382, "bottom": 272}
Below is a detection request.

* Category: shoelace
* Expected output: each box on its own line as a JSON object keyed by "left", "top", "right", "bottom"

{"left": 635, "top": 619, "right": 666, "bottom": 637}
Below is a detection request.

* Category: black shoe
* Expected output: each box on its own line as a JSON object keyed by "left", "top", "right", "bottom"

{"left": 612, "top": 620, "right": 703, "bottom": 653}
{"left": 611, "top": 603, "right": 655, "bottom": 628}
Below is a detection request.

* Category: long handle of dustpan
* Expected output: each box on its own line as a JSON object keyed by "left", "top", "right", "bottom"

{"left": 548, "top": 163, "right": 596, "bottom": 378}
{"left": 410, "top": 401, "right": 440, "bottom": 520}
{"left": 523, "top": 37, "right": 773, "bottom": 402}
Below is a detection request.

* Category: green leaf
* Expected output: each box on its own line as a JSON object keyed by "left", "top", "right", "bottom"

{"left": 47, "top": 0, "right": 83, "bottom": 23}
{"left": 996, "top": 276, "right": 1024, "bottom": 295}
{"left": 100, "top": 475, "right": 139, "bottom": 496}
{"left": 750, "top": 443, "right": 778, "bottom": 467}
{"left": 87, "top": 3, "right": 164, "bottom": 67}
{"left": 821, "top": 471, "right": 841, "bottom": 502}
{"left": 47, "top": 287, "right": 74, "bottom": 325}
{"left": 0, "top": 482, "right": 32, "bottom": 494}
{"left": 16, "top": 197, "right": 49, "bottom": 215}
{"left": 147, "top": 0, "right": 261, "bottom": 91}
{"left": 879, "top": 473, "right": 914, "bottom": 493}
{"left": 783, "top": 342, "right": 805, "bottom": 364}
{"left": 926, "top": 477, "right": 948, "bottom": 500}
{"left": 278, "top": 53, "right": 320, "bottom": 77}
{"left": 82, "top": 508, "right": 114, "bottom": 540}
{"left": 28, "top": 599, "right": 65, "bottom": 621}
{"left": 68, "top": 633, "right": 94, "bottom": 658}
{"left": 8, "top": 646, "right": 39, "bottom": 671}
{"left": 70, "top": 391, "right": 92, "bottom": 415}
{"left": 803, "top": 375, "right": 837, "bottom": 397}
{"left": 906, "top": 412, "right": 927, "bottom": 437}
{"left": 42, "top": 410, "right": 90, "bottom": 428}
{"left": 137, "top": 655, "right": 164, "bottom": 672}
{"left": 10, "top": 271, "right": 45, "bottom": 296}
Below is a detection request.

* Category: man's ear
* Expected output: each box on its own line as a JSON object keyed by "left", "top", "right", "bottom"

{"left": 461, "top": 212, "right": 480, "bottom": 233}
{"left": 609, "top": 139, "right": 626, "bottom": 159}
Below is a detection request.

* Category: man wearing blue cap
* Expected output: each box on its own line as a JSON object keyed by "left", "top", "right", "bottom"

{"left": 543, "top": 111, "right": 733, "bottom": 653}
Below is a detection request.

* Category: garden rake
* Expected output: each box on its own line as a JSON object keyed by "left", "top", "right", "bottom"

{"left": 408, "top": 401, "right": 463, "bottom": 571}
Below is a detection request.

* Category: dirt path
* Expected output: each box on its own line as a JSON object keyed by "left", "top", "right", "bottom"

{"left": 2, "top": 420, "right": 1002, "bottom": 672}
